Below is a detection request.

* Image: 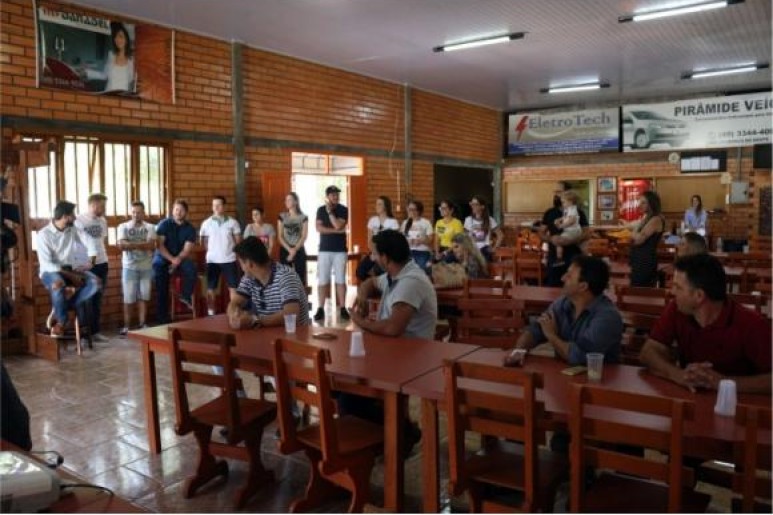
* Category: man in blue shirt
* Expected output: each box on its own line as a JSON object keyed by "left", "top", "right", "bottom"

{"left": 506, "top": 254, "right": 623, "bottom": 366}
{"left": 153, "top": 199, "right": 198, "bottom": 324}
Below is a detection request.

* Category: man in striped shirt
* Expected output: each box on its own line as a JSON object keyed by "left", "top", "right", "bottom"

{"left": 227, "top": 236, "right": 309, "bottom": 329}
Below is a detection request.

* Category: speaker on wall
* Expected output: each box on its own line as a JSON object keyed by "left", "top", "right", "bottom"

{"left": 753, "top": 144, "right": 771, "bottom": 169}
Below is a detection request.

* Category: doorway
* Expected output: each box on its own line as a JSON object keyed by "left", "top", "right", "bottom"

{"left": 433, "top": 165, "right": 494, "bottom": 223}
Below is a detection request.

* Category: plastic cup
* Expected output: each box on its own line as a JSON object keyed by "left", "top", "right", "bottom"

{"left": 349, "top": 331, "right": 366, "bottom": 357}
{"left": 586, "top": 353, "right": 604, "bottom": 382}
{"left": 714, "top": 379, "right": 737, "bottom": 417}
{"left": 283, "top": 313, "right": 297, "bottom": 334}
{"left": 229, "top": 315, "right": 242, "bottom": 330}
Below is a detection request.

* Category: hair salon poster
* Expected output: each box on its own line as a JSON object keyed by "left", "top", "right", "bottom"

{"left": 35, "top": 1, "right": 174, "bottom": 103}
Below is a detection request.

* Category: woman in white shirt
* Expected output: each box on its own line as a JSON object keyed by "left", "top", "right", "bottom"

{"left": 401, "top": 200, "right": 433, "bottom": 271}
{"left": 357, "top": 196, "right": 399, "bottom": 281}
{"left": 104, "top": 22, "right": 135, "bottom": 92}
{"left": 464, "top": 195, "right": 503, "bottom": 261}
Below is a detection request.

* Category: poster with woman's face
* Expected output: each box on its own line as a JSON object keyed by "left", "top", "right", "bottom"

{"left": 35, "top": 3, "right": 173, "bottom": 103}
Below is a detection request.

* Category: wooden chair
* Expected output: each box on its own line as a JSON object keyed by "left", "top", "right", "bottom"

{"left": 729, "top": 292, "right": 768, "bottom": 316}
{"left": 272, "top": 338, "right": 383, "bottom": 512}
{"left": 733, "top": 405, "right": 772, "bottom": 512}
{"left": 489, "top": 246, "right": 516, "bottom": 281}
{"left": 463, "top": 278, "right": 512, "bottom": 298}
{"left": 169, "top": 328, "right": 277, "bottom": 509}
{"left": 444, "top": 360, "right": 567, "bottom": 512}
{"left": 456, "top": 298, "right": 525, "bottom": 349}
{"left": 569, "top": 384, "right": 710, "bottom": 513}
{"left": 615, "top": 285, "right": 671, "bottom": 316}
{"left": 618, "top": 311, "right": 659, "bottom": 366}
{"left": 515, "top": 252, "right": 543, "bottom": 286}
{"left": 748, "top": 234, "right": 772, "bottom": 253}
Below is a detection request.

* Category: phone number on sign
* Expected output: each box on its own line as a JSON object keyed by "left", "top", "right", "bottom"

{"left": 735, "top": 128, "right": 772, "bottom": 137}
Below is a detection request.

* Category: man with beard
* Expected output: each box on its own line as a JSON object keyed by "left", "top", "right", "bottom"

{"left": 37, "top": 200, "right": 100, "bottom": 337}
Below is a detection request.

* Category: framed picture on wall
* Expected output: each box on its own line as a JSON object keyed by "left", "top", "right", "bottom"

{"left": 598, "top": 177, "right": 617, "bottom": 193}
{"left": 598, "top": 193, "right": 617, "bottom": 209}
{"left": 599, "top": 210, "right": 615, "bottom": 222}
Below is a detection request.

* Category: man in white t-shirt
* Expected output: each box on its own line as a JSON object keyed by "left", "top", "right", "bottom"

{"left": 117, "top": 201, "right": 156, "bottom": 335}
{"left": 199, "top": 196, "right": 242, "bottom": 315}
{"left": 74, "top": 193, "right": 109, "bottom": 341}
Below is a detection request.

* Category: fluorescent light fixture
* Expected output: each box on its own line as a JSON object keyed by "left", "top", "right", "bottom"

{"left": 682, "top": 63, "right": 768, "bottom": 79}
{"left": 540, "top": 82, "right": 610, "bottom": 94}
{"left": 619, "top": 0, "right": 744, "bottom": 23}
{"left": 433, "top": 32, "right": 524, "bottom": 53}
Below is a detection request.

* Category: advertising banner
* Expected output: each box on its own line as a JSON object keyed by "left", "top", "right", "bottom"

{"left": 507, "top": 108, "right": 619, "bottom": 156}
{"left": 623, "top": 92, "right": 772, "bottom": 151}
{"left": 36, "top": 2, "right": 174, "bottom": 103}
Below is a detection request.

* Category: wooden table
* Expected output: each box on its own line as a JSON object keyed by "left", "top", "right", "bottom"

{"left": 1, "top": 440, "right": 147, "bottom": 513}
{"left": 403, "top": 348, "right": 771, "bottom": 512}
{"left": 128, "top": 315, "right": 479, "bottom": 511}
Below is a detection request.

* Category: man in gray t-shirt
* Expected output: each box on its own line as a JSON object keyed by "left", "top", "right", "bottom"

{"left": 117, "top": 201, "right": 156, "bottom": 334}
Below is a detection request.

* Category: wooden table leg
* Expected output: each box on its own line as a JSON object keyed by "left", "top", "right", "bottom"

{"left": 141, "top": 342, "right": 161, "bottom": 454}
{"left": 421, "top": 398, "right": 440, "bottom": 513}
{"left": 383, "top": 391, "right": 405, "bottom": 512}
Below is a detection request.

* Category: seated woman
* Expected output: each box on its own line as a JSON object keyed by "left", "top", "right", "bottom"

{"left": 683, "top": 194, "right": 707, "bottom": 236}
{"left": 449, "top": 232, "right": 489, "bottom": 280}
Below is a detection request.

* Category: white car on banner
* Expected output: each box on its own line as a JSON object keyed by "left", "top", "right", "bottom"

{"left": 622, "top": 111, "right": 688, "bottom": 149}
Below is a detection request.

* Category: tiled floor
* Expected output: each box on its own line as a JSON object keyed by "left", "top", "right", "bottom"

{"left": 5, "top": 299, "right": 737, "bottom": 513}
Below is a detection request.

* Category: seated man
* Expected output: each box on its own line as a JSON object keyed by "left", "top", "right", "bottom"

{"left": 640, "top": 253, "right": 771, "bottom": 394}
{"left": 227, "top": 236, "right": 309, "bottom": 329}
{"left": 505, "top": 254, "right": 623, "bottom": 366}
{"left": 349, "top": 229, "right": 436, "bottom": 454}
{"left": 350, "top": 229, "right": 437, "bottom": 339}
{"left": 37, "top": 200, "right": 100, "bottom": 337}
{"left": 677, "top": 231, "right": 708, "bottom": 257}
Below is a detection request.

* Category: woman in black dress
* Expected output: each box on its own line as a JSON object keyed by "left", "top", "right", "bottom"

{"left": 628, "top": 190, "right": 666, "bottom": 287}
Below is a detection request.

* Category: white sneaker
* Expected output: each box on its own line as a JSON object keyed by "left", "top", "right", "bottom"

{"left": 119, "top": 327, "right": 129, "bottom": 337}
{"left": 92, "top": 333, "right": 109, "bottom": 342}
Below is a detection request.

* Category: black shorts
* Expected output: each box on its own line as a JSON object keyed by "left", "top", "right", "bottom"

{"left": 206, "top": 262, "right": 239, "bottom": 290}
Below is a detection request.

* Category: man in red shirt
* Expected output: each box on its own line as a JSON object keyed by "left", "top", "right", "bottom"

{"left": 641, "top": 253, "right": 771, "bottom": 394}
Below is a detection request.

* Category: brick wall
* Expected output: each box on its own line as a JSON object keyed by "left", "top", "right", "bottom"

{"left": 1, "top": 0, "right": 501, "bottom": 331}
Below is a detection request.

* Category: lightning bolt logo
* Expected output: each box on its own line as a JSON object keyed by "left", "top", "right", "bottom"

{"left": 515, "top": 116, "right": 529, "bottom": 140}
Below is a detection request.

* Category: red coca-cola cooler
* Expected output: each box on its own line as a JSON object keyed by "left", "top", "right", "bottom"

{"left": 618, "top": 179, "right": 653, "bottom": 222}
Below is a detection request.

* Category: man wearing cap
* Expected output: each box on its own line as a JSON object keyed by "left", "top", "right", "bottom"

{"left": 74, "top": 193, "right": 109, "bottom": 341}
{"left": 314, "top": 185, "right": 349, "bottom": 323}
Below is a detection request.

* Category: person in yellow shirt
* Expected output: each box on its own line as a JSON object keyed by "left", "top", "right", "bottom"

{"left": 434, "top": 200, "right": 464, "bottom": 262}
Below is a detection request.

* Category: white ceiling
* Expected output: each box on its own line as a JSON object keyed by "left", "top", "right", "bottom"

{"left": 70, "top": 0, "right": 772, "bottom": 111}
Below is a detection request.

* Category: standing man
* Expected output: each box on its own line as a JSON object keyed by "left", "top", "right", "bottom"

{"left": 117, "top": 201, "right": 156, "bottom": 335}
{"left": 314, "top": 185, "right": 349, "bottom": 323}
{"left": 200, "top": 196, "right": 242, "bottom": 316}
{"left": 538, "top": 181, "right": 589, "bottom": 287}
{"left": 153, "top": 199, "right": 198, "bottom": 325}
{"left": 37, "top": 201, "right": 100, "bottom": 337}
{"left": 640, "top": 254, "right": 771, "bottom": 394}
{"left": 74, "top": 193, "right": 109, "bottom": 341}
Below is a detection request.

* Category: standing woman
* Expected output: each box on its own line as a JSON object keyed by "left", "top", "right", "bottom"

{"left": 434, "top": 200, "right": 464, "bottom": 261}
{"left": 277, "top": 192, "right": 309, "bottom": 286}
{"left": 464, "top": 195, "right": 503, "bottom": 261}
{"left": 243, "top": 206, "right": 275, "bottom": 255}
{"left": 683, "top": 194, "right": 707, "bottom": 235}
{"left": 357, "top": 196, "right": 399, "bottom": 281}
{"left": 629, "top": 190, "right": 666, "bottom": 287}
{"left": 401, "top": 200, "right": 434, "bottom": 270}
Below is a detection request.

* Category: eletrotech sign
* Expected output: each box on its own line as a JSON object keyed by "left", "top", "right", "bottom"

{"left": 507, "top": 108, "right": 619, "bottom": 156}
{"left": 623, "top": 92, "right": 772, "bottom": 151}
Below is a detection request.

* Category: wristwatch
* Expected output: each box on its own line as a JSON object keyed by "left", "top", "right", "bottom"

{"left": 250, "top": 314, "right": 261, "bottom": 328}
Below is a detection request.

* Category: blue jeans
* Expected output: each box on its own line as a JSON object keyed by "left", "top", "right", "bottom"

{"left": 153, "top": 258, "right": 197, "bottom": 325}
{"left": 411, "top": 250, "right": 432, "bottom": 272}
{"left": 40, "top": 271, "right": 100, "bottom": 327}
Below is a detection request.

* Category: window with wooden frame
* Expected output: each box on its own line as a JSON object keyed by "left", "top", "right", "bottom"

{"left": 24, "top": 134, "right": 168, "bottom": 248}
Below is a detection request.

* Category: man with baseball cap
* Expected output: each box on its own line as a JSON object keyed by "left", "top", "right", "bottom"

{"left": 314, "top": 185, "right": 349, "bottom": 323}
